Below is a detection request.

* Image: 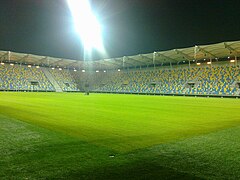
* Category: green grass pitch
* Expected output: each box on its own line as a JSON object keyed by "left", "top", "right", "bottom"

{"left": 0, "top": 92, "right": 240, "bottom": 179}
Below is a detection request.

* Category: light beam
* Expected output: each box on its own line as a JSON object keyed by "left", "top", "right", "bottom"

{"left": 67, "top": 0, "right": 104, "bottom": 53}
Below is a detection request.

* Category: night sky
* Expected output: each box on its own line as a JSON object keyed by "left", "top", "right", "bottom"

{"left": 0, "top": 0, "right": 240, "bottom": 60}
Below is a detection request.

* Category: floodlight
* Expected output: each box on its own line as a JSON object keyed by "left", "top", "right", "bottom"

{"left": 28, "top": 65, "right": 31, "bottom": 68}
{"left": 118, "top": 69, "right": 121, "bottom": 72}
{"left": 103, "top": 70, "right": 106, "bottom": 72}
{"left": 197, "top": 63, "right": 201, "bottom": 65}
{"left": 59, "top": 68, "right": 62, "bottom": 70}
{"left": 0, "top": 62, "right": 4, "bottom": 65}
{"left": 10, "top": 63, "right": 14, "bottom": 66}
{"left": 96, "top": 70, "right": 99, "bottom": 72}
{"left": 82, "top": 69, "right": 85, "bottom": 72}
{"left": 74, "top": 69, "right": 77, "bottom": 72}
{"left": 36, "top": 66, "right": 40, "bottom": 68}
{"left": 230, "top": 60, "right": 235, "bottom": 63}
{"left": 207, "top": 62, "right": 211, "bottom": 65}
{"left": 67, "top": 0, "right": 104, "bottom": 52}
{"left": 52, "top": 67, "right": 55, "bottom": 70}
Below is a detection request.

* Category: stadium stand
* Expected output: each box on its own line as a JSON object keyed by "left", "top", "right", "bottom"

{"left": 0, "top": 40, "right": 240, "bottom": 96}
{"left": 48, "top": 68, "right": 78, "bottom": 91}
{"left": 188, "top": 66, "right": 239, "bottom": 95}
{"left": 1, "top": 62, "right": 239, "bottom": 96}
{"left": 0, "top": 63, "right": 54, "bottom": 91}
{"left": 71, "top": 71, "right": 107, "bottom": 91}
{"left": 92, "top": 64, "right": 240, "bottom": 96}
{"left": 0, "top": 63, "right": 79, "bottom": 92}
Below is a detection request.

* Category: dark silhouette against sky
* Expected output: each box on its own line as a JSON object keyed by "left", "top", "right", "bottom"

{"left": 0, "top": 0, "right": 240, "bottom": 60}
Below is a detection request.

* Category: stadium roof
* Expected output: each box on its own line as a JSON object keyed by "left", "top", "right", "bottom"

{"left": 0, "top": 40, "right": 240, "bottom": 70}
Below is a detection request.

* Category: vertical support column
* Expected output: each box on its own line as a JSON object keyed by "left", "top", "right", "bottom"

{"left": 153, "top": 52, "right": 156, "bottom": 70}
{"left": 123, "top": 56, "right": 128, "bottom": 71}
{"left": 8, "top": 51, "right": 11, "bottom": 62}
{"left": 78, "top": 61, "right": 81, "bottom": 71}
{"left": 47, "top": 57, "right": 50, "bottom": 66}
{"left": 188, "top": 60, "right": 191, "bottom": 69}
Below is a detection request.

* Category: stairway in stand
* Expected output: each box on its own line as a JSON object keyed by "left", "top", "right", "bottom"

{"left": 41, "top": 67, "right": 63, "bottom": 92}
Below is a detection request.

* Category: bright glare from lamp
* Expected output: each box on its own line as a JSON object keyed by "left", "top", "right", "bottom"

{"left": 28, "top": 65, "right": 31, "bottom": 68}
{"left": 207, "top": 62, "right": 211, "bottom": 65}
{"left": 67, "top": 0, "right": 104, "bottom": 52}
{"left": 197, "top": 63, "right": 201, "bottom": 65}
{"left": 230, "top": 60, "right": 235, "bottom": 63}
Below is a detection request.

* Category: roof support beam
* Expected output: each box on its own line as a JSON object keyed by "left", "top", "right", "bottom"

{"left": 19, "top": 54, "right": 29, "bottom": 63}
{"left": 123, "top": 61, "right": 135, "bottom": 67}
{"left": 195, "top": 46, "right": 218, "bottom": 59}
{"left": 126, "top": 56, "right": 148, "bottom": 66}
{"left": 94, "top": 61, "right": 116, "bottom": 69}
{"left": 38, "top": 56, "right": 49, "bottom": 64}
{"left": 113, "top": 58, "right": 124, "bottom": 65}
{"left": 49, "top": 59, "right": 64, "bottom": 66}
{"left": 122, "top": 56, "right": 135, "bottom": 67}
{"left": 139, "top": 54, "right": 152, "bottom": 64}
{"left": 0, "top": 52, "right": 8, "bottom": 60}
{"left": 66, "top": 61, "right": 78, "bottom": 67}
{"left": 174, "top": 49, "right": 192, "bottom": 61}
{"left": 103, "top": 59, "right": 121, "bottom": 68}
{"left": 155, "top": 52, "right": 179, "bottom": 63}
{"left": 224, "top": 42, "right": 239, "bottom": 55}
